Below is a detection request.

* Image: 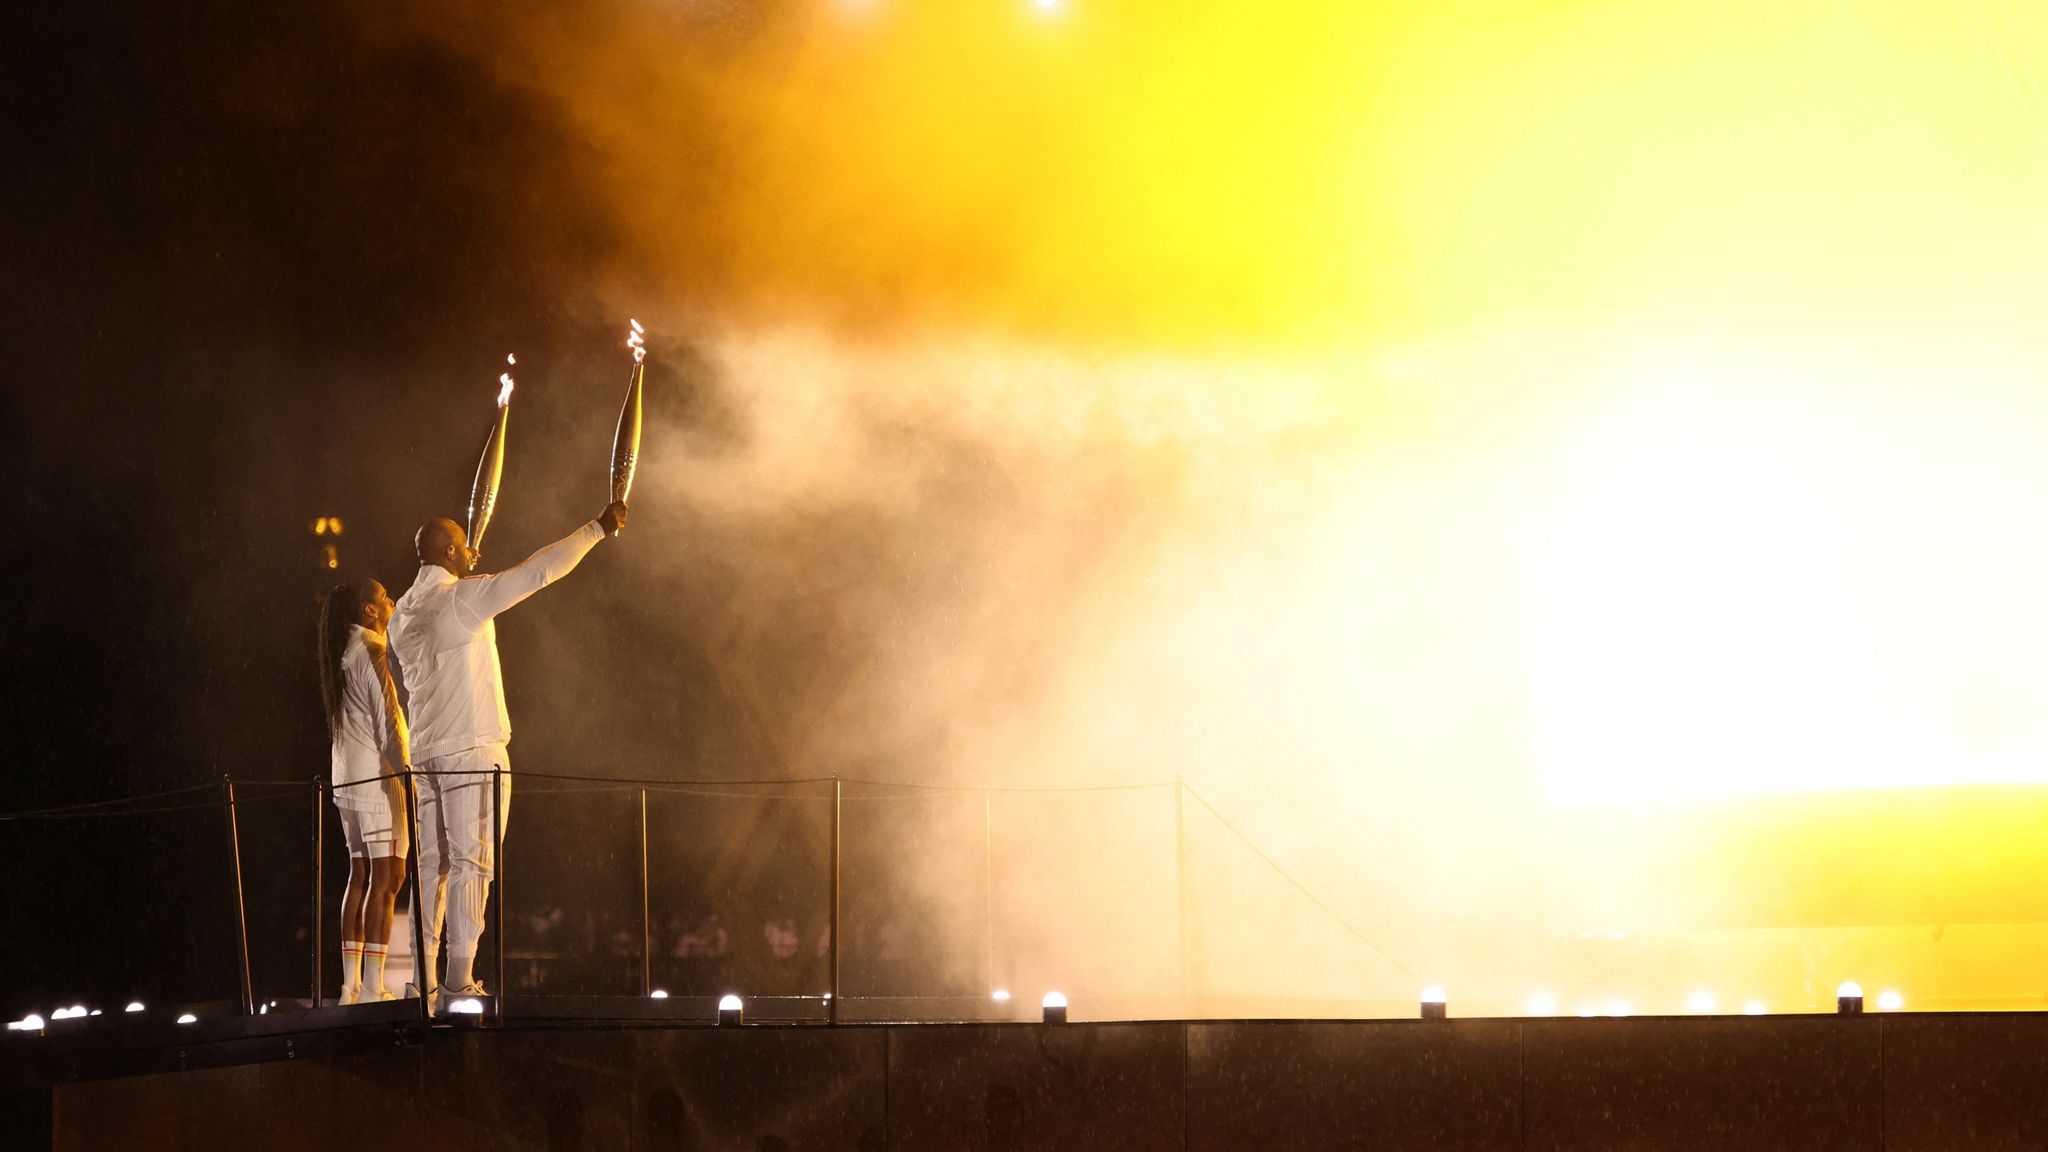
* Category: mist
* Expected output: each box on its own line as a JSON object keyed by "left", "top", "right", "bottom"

{"left": 367, "top": 0, "right": 2048, "bottom": 1015}
{"left": 11, "top": 0, "right": 2048, "bottom": 1017}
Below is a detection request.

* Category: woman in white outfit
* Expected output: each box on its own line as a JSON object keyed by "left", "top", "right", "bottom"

{"left": 317, "top": 579, "right": 413, "bottom": 1005}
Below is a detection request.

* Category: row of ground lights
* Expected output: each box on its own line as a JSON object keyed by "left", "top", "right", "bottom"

{"left": 1428, "top": 982, "right": 1904, "bottom": 1019}
{"left": 8, "top": 1002, "right": 197, "bottom": 1032}
{"left": 6, "top": 983, "right": 1908, "bottom": 1033}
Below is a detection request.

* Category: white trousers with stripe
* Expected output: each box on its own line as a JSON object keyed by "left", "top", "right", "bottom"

{"left": 415, "top": 744, "right": 510, "bottom": 990}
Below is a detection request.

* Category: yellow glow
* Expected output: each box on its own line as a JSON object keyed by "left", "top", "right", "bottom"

{"left": 399, "top": 0, "right": 2048, "bottom": 1011}
{"left": 395, "top": 0, "right": 2048, "bottom": 347}
{"left": 1536, "top": 341, "right": 2048, "bottom": 805}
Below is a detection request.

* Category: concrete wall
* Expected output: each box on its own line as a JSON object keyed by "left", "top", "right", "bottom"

{"left": 50, "top": 1014, "right": 2048, "bottom": 1151}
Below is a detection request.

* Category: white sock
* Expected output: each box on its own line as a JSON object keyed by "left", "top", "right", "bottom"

{"left": 362, "top": 943, "right": 388, "bottom": 996}
{"left": 446, "top": 951, "right": 476, "bottom": 992}
{"left": 341, "top": 941, "right": 364, "bottom": 994}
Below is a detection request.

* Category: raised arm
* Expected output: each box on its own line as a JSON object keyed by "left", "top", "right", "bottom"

{"left": 454, "top": 503, "right": 627, "bottom": 623}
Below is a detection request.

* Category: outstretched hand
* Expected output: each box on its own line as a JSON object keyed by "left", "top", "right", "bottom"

{"left": 598, "top": 501, "right": 629, "bottom": 537}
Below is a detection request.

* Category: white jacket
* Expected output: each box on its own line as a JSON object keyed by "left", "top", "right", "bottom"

{"left": 390, "top": 522, "right": 605, "bottom": 763}
{"left": 331, "top": 626, "right": 410, "bottom": 809}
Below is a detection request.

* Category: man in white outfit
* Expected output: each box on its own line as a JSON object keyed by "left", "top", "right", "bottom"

{"left": 390, "top": 501, "right": 627, "bottom": 1010}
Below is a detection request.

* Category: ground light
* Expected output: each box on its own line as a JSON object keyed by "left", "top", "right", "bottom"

{"left": 6, "top": 1015, "right": 44, "bottom": 1033}
{"left": 1419, "top": 985, "right": 1447, "bottom": 1021}
{"left": 1877, "top": 990, "right": 1904, "bottom": 1012}
{"left": 1744, "top": 1001, "right": 1767, "bottom": 1016}
{"left": 992, "top": 989, "right": 1011, "bottom": 1003}
{"left": 175, "top": 1014, "right": 197, "bottom": 1025}
{"left": 124, "top": 1002, "right": 144, "bottom": 1013}
{"left": 648, "top": 990, "right": 668, "bottom": 1000}
{"left": 1687, "top": 991, "right": 1716, "bottom": 1013}
{"left": 1042, "top": 991, "right": 1068, "bottom": 1025}
{"left": 448, "top": 999, "right": 485, "bottom": 1015}
{"left": 718, "top": 994, "right": 744, "bottom": 1026}
{"left": 1837, "top": 982, "right": 1864, "bottom": 1015}
{"left": 1526, "top": 993, "right": 1556, "bottom": 1017}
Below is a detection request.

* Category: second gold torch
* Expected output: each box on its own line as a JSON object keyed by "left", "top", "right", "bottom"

{"left": 468, "top": 359, "right": 516, "bottom": 569}
{"left": 609, "top": 320, "right": 645, "bottom": 535}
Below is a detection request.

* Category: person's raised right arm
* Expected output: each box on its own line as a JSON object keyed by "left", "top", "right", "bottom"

{"left": 454, "top": 502, "right": 627, "bottom": 623}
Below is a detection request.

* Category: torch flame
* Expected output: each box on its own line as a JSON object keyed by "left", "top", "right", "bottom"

{"left": 506, "top": 353, "right": 517, "bottom": 365}
{"left": 629, "top": 318, "right": 645, "bottom": 335}
{"left": 498, "top": 373, "right": 515, "bottom": 407}
{"left": 626, "top": 319, "right": 647, "bottom": 365}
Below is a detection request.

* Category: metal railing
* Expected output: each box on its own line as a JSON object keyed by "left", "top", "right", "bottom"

{"left": 6, "top": 768, "right": 1418, "bottom": 1024}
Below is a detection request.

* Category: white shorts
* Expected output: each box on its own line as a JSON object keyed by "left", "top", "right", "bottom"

{"left": 335, "top": 783, "right": 410, "bottom": 860}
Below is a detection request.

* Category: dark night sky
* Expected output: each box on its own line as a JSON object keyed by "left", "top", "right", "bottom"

{"left": 0, "top": 2, "right": 722, "bottom": 1011}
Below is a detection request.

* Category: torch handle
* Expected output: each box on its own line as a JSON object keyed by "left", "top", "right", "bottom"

{"left": 609, "top": 361, "right": 645, "bottom": 534}
{"left": 469, "top": 405, "right": 509, "bottom": 556}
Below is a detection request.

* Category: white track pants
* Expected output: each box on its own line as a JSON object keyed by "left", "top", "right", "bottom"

{"left": 415, "top": 744, "right": 510, "bottom": 990}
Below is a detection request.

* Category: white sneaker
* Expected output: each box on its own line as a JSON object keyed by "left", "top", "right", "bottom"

{"left": 338, "top": 985, "right": 361, "bottom": 1007}
{"left": 431, "top": 983, "right": 488, "bottom": 1015}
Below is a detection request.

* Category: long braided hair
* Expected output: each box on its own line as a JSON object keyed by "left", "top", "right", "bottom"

{"left": 317, "top": 580, "right": 378, "bottom": 737}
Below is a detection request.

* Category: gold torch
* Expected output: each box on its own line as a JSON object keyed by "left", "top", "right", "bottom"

{"left": 467, "top": 355, "right": 516, "bottom": 569}
{"left": 608, "top": 320, "right": 645, "bottom": 535}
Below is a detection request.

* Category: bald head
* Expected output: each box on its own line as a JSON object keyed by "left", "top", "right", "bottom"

{"left": 416, "top": 518, "right": 472, "bottom": 575}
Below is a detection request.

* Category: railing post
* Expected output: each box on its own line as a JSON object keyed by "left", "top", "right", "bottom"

{"left": 830, "top": 776, "right": 842, "bottom": 1024}
{"left": 639, "top": 787, "right": 652, "bottom": 997}
{"left": 310, "top": 776, "right": 325, "bottom": 1008}
{"left": 404, "top": 768, "right": 430, "bottom": 1024}
{"left": 493, "top": 766, "right": 507, "bottom": 1024}
{"left": 984, "top": 792, "right": 995, "bottom": 999}
{"left": 1175, "top": 777, "right": 1191, "bottom": 1006}
{"left": 222, "top": 776, "right": 254, "bottom": 1016}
